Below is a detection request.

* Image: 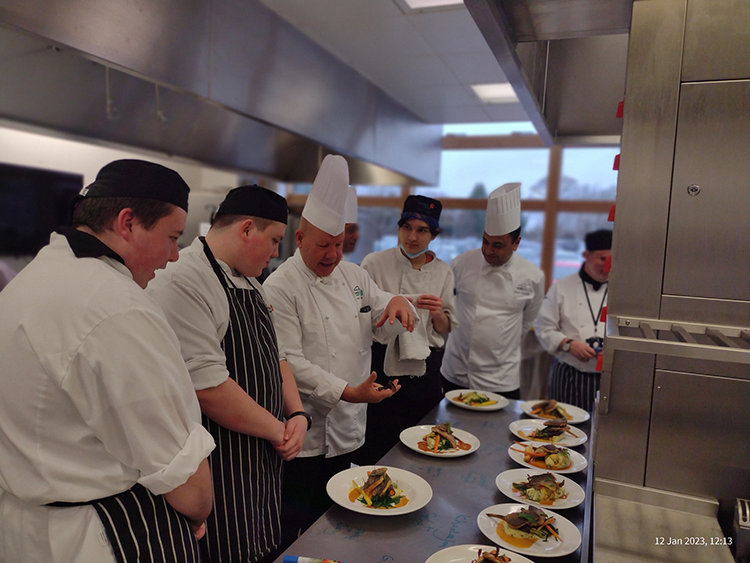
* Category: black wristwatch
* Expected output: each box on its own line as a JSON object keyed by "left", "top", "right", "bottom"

{"left": 561, "top": 339, "right": 572, "bottom": 352}
{"left": 287, "top": 411, "right": 312, "bottom": 430}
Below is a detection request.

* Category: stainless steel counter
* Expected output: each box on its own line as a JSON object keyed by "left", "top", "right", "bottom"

{"left": 274, "top": 399, "right": 591, "bottom": 563}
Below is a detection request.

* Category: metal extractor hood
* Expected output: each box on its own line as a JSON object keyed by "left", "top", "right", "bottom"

{"left": 0, "top": 0, "right": 442, "bottom": 185}
{"left": 465, "top": 0, "right": 632, "bottom": 146}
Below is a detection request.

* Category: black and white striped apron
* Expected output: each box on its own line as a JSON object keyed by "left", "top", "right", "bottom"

{"left": 200, "top": 238, "right": 284, "bottom": 563}
{"left": 48, "top": 483, "right": 201, "bottom": 563}
{"left": 547, "top": 357, "right": 600, "bottom": 412}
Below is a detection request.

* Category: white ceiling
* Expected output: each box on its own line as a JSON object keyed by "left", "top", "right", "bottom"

{"left": 258, "top": 0, "right": 530, "bottom": 125}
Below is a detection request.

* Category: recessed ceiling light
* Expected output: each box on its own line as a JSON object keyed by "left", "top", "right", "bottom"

{"left": 471, "top": 83, "right": 518, "bottom": 104}
{"left": 399, "top": 0, "right": 464, "bottom": 10}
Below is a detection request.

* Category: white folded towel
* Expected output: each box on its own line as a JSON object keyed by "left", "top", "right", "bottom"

{"left": 383, "top": 329, "right": 430, "bottom": 377}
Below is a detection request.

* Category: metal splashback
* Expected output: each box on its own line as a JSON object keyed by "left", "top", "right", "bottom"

{"left": 465, "top": 0, "right": 630, "bottom": 146}
{"left": 596, "top": 0, "right": 750, "bottom": 530}
{"left": 0, "top": 0, "right": 441, "bottom": 185}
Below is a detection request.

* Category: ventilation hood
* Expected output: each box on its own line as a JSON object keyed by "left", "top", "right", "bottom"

{"left": 465, "top": 0, "right": 633, "bottom": 146}
{"left": 0, "top": 0, "right": 442, "bottom": 185}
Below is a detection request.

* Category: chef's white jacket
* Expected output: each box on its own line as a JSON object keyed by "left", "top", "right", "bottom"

{"left": 441, "top": 249, "right": 545, "bottom": 392}
{"left": 148, "top": 237, "right": 280, "bottom": 391}
{"left": 361, "top": 247, "right": 457, "bottom": 348}
{"left": 0, "top": 233, "right": 214, "bottom": 563}
{"left": 263, "top": 250, "right": 414, "bottom": 458}
{"left": 534, "top": 271, "right": 607, "bottom": 372}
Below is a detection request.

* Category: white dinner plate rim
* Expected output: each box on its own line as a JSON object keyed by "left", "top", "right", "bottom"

{"left": 425, "top": 544, "right": 534, "bottom": 563}
{"left": 519, "top": 400, "right": 590, "bottom": 424}
{"left": 399, "top": 425, "right": 480, "bottom": 457}
{"left": 507, "top": 442, "right": 588, "bottom": 474}
{"left": 326, "top": 465, "right": 432, "bottom": 516}
{"left": 495, "top": 468, "right": 585, "bottom": 509}
{"left": 508, "top": 419, "right": 588, "bottom": 447}
{"left": 445, "top": 389, "right": 509, "bottom": 411}
{"left": 476, "top": 503, "right": 582, "bottom": 558}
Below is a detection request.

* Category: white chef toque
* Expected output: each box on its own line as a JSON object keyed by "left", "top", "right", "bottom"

{"left": 344, "top": 185, "right": 358, "bottom": 224}
{"left": 484, "top": 182, "right": 521, "bottom": 236}
{"left": 302, "top": 154, "right": 350, "bottom": 236}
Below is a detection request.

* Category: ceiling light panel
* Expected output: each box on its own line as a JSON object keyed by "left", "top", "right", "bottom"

{"left": 471, "top": 83, "right": 519, "bottom": 104}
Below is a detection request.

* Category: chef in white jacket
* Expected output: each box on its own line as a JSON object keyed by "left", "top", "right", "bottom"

{"left": 534, "top": 229, "right": 611, "bottom": 411}
{"left": 441, "top": 183, "right": 545, "bottom": 400}
{"left": 263, "top": 155, "right": 416, "bottom": 546}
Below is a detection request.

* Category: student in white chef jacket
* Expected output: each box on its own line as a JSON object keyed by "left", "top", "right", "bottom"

{"left": 441, "top": 183, "right": 545, "bottom": 400}
{"left": 149, "top": 186, "right": 307, "bottom": 563}
{"left": 535, "top": 229, "right": 612, "bottom": 411}
{"left": 262, "top": 155, "right": 416, "bottom": 546}
{"left": 358, "top": 195, "right": 457, "bottom": 465}
{"left": 0, "top": 160, "right": 214, "bottom": 563}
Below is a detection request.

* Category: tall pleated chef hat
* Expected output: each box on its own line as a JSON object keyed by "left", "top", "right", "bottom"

{"left": 344, "top": 185, "right": 358, "bottom": 224}
{"left": 302, "top": 154, "right": 349, "bottom": 236}
{"left": 484, "top": 182, "right": 521, "bottom": 236}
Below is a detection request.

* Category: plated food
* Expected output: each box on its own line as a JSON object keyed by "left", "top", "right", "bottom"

{"left": 445, "top": 389, "right": 509, "bottom": 412}
{"left": 326, "top": 465, "right": 432, "bottom": 516}
{"left": 495, "top": 468, "right": 585, "bottom": 509}
{"left": 508, "top": 419, "right": 587, "bottom": 447}
{"left": 477, "top": 503, "right": 582, "bottom": 558}
{"left": 472, "top": 548, "right": 512, "bottom": 563}
{"left": 424, "top": 545, "right": 534, "bottom": 563}
{"left": 488, "top": 505, "right": 561, "bottom": 546}
{"left": 511, "top": 443, "right": 572, "bottom": 470}
{"left": 508, "top": 441, "right": 588, "bottom": 474}
{"left": 400, "top": 424, "right": 480, "bottom": 458}
{"left": 512, "top": 472, "right": 567, "bottom": 504}
{"left": 349, "top": 467, "right": 406, "bottom": 509}
{"left": 520, "top": 400, "right": 590, "bottom": 424}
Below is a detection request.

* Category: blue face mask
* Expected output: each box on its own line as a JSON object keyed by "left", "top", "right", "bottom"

{"left": 399, "top": 243, "right": 429, "bottom": 260}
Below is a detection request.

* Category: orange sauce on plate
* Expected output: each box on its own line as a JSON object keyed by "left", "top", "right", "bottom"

{"left": 527, "top": 459, "right": 572, "bottom": 470}
{"left": 348, "top": 488, "right": 409, "bottom": 508}
{"left": 452, "top": 398, "right": 497, "bottom": 407}
{"left": 518, "top": 430, "right": 560, "bottom": 443}
{"left": 495, "top": 523, "right": 537, "bottom": 549}
{"left": 417, "top": 440, "right": 472, "bottom": 453}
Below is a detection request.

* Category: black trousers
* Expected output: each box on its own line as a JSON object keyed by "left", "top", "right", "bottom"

{"left": 355, "top": 343, "right": 445, "bottom": 466}
{"left": 277, "top": 450, "right": 359, "bottom": 557}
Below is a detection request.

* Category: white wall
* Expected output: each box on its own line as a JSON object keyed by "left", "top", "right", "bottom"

{"left": 0, "top": 122, "right": 239, "bottom": 191}
{"left": 0, "top": 122, "right": 241, "bottom": 273}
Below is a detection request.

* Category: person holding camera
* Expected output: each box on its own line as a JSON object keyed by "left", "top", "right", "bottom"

{"left": 534, "top": 229, "right": 612, "bottom": 411}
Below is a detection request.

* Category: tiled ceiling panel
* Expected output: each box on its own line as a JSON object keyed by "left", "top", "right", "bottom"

{"left": 258, "top": 0, "right": 527, "bottom": 124}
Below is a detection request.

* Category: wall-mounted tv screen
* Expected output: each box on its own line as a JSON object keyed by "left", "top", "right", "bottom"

{"left": 0, "top": 163, "right": 83, "bottom": 255}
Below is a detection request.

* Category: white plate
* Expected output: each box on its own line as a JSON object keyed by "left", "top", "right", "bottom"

{"left": 326, "top": 465, "right": 432, "bottom": 516}
{"left": 477, "top": 503, "right": 582, "bottom": 558}
{"left": 425, "top": 544, "right": 534, "bottom": 563}
{"left": 508, "top": 442, "right": 588, "bottom": 474}
{"left": 445, "top": 389, "right": 509, "bottom": 411}
{"left": 508, "top": 419, "right": 587, "bottom": 447}
{"left": 520, "top": 400, "right": 590, "bottom": 425}
{"left": 400, "top": 425, "right": 480, "bottom": 458}
{"left": 495, "top": 468, "right": 585, "bottom": 510}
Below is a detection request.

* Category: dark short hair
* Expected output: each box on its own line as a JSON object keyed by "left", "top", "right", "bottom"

{"left": 211, "top": 214, "right": 275, "bottom": 231}
{"left": 398, "top": 216, "right": 441, "bottom": 238}
{"left": 509, "top": 226, "right": 522, "bottom": 243}
{"left": 72, "top": 197, "right": 176, "bottom": 233}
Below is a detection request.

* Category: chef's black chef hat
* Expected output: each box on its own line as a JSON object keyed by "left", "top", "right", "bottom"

{"left": 215, "top": 185, "right": 288, "bottom": 224}
{"left": 401, "top": 195, "right": 442, "bottom": 230}
{"left": 585, "top": 229, "right": 613, "bottom": 251}
{"left": 79, "top": 160, "right": 190, "bottom": 211}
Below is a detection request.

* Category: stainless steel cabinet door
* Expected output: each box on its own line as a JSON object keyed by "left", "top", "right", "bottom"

{"left": 663, "top": 80, "right": 750, "bottom": 301}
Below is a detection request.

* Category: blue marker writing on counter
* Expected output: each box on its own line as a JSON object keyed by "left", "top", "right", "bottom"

{"left": 282, "top": 557, "right": 342, "bottom": 563}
